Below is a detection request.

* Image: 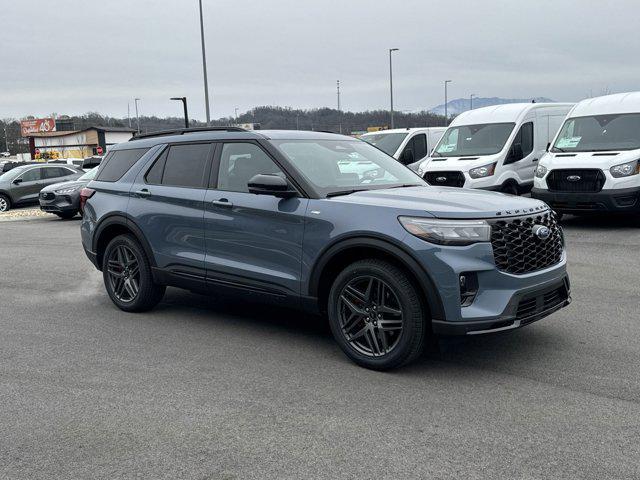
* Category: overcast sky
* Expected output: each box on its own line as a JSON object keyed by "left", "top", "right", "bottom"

{"left": 1, "top": 0, "right": 639, "bottom": 121}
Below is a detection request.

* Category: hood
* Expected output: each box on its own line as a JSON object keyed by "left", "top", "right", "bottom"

{"left": 539, "top": 149, "right": 640, "bottom": 170}
{"left": 328, "top": 186, "right": 549, "bottom": 219}
{"left": 423, "top": 153, "right": 502, "bottom": 173}
{"left": 40, "top": 179, "right": 88, "bottom": 193}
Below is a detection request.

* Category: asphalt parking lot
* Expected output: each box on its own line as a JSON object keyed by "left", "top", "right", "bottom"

{"left": 1, "top": 215, "right": 639, "bottom": 479}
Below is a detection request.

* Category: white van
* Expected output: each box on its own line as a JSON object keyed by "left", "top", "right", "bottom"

{"left": 532, "top": 92, "right": 640, "bottom": 215}
{"left": 361, "top": 127, "right": 446, "bottom": 169}
{"left": 418, "top": 103, "right": 574, "bottom": 194}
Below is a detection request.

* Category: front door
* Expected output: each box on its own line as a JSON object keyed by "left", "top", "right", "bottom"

{"left": 204, "top": 141, "right": 308, "bottom": 297}
{"left": 11, "top": 167, "right": 44, "bottom": 204}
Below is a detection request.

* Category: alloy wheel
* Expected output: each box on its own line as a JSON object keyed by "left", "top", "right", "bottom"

{"left": 106, "top": 245, "right": 141, "bottom": 303}
{"left": 338, "top": 275, "right": 404, "bottom": 357}
{"left": 0, "top": 198, "right": 8, "bottom": 212}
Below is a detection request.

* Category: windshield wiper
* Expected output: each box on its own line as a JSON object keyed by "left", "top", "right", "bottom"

{"left": 385, "top": 184, "right": 423, "bottom": 189}
{"left": 326, "top": 189, "right": 368, "bottom": 198}
{"left": 553, "top": 147, "right": 566, "bottom": 152}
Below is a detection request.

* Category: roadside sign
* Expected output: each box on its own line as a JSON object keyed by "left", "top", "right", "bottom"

{"left": 96, "top": 146, "right": 103, "bottom": 155}
{"left": 20, "top": 118, "right": 56, "bottom": 137}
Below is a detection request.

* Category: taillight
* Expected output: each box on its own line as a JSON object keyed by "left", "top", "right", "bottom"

{"left": 79, "top": 187, "right": 96, "bottom": 213}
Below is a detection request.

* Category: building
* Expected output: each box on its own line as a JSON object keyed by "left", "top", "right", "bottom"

{"left": 28, "top": 126, "right": 135, "bottom": 159}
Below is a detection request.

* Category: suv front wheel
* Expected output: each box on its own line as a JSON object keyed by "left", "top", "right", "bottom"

{"left": 328, "top": 259, "right": 427, "bottom": 370}
{"left": 103, "top": 234, "right": 165, "bottom": 312}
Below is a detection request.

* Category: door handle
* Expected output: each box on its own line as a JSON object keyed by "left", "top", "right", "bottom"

{"left": 133, "top": 188, "right": 151, "bottom": 198}
{"left": 212, "top": 198, "right": 233, "bottom": 208}
{"left": 532, "top": 158, "right": 539, "bottom": 163}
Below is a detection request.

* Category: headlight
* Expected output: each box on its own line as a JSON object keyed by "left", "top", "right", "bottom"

{"left": 610, "top": 160, "right": 639, "bottom": 178}
{"left": 469, "top": 163, "right": 496, "bottom": 179}
{"left": 55, "top": 186, "right": 81, "bottom": 194}
{"left": 535, "top": 165, "right": 548, "bottom": 178}
{"left": 399, "top": 216, "right": 491, "bottom": 246}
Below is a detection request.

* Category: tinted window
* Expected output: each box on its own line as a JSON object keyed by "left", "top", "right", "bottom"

{"left": 145, "top": 150, "right": 167, "bottom": 185}
{"left": 217, "top": 143, "right": 284, "bottom": 193}
{"left": 96, "top": 148, "right": 148, "bottom": 182}
{"left": 20, "top": 168, "right": 42, "bottom": 182}
{"left": 43, "top": 167, "right": 73, "bottom": 179}
{"left": 161, "top": 144, "right": 211, "bottom": 188}
{"left": 521, "top": 122, "right": 534, "bottom": 157}
{"left": 412, "top": 134, "right": 427, "bottom": 160}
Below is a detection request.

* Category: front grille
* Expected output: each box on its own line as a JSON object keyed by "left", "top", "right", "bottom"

{"left": 516, "top": 282, "right": 570, "bottom": 323}
{"left": 40, "top": 192, "right": 55, "bottom": 200}
{"left": 490, "top": 211, "right": 564, "bottom": 275}
{"left": 546, "top": 169, "right": 605, "bottom": 193}
{"left": 424, "top": 171, "right": 465, "bottom": 187}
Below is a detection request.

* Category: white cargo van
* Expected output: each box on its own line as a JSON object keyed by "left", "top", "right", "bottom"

{"left": 532, "top": 92, "right": 640, "bottom": 215}
{"left": 418, "top": 103, "right": 573, "bottom": 194}
{"left": 361, "top": 127, "right": 446, "bottom": 168}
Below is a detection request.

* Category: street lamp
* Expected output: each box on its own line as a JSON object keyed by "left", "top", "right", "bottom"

{"left": 444, "top": 80, "right": 452, "bottom": 125}
{"left": 171, "top": 97, "right": 189, "bottom": 128}
{"left": 470, "top": 93, "right": 476, "bottom": 111}
{"left": 389, "top": 48, "right": 399, "bottom": 129}
{"left": 134, "top": 98, "right": 141, "bottom": 134}
{"left": 198, "top": 0, "right": 211, "bottom": 125}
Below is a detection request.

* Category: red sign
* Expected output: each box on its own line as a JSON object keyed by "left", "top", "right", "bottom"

{"left": 35, "top": 148, "right": 40, "bottom": 155}
{"left": 20, "top": 118, "right": 56, "bottom": 137}
{"left": 96, "top": 146, "right": 104, "bottom": 155}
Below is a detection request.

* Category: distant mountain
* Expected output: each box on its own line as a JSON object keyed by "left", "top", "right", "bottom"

{"left": 428, "top": 97, "right": 555, "bottom": 117}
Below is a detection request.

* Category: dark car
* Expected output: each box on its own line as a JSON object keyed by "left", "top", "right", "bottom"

{"left": 39, "top": 167, "right": 98, "bottom": 219}
{"left": 0, "top": 164, "right": 84, "bottom": 212}
{"left": 81, "top": 128, "right": 570, "bottom": 370}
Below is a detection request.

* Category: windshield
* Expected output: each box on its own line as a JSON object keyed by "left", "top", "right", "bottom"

{"left": 433, "top": 123, "right": 515, "bottom": 157}
{"left": 78, "top": 168, "right": 98, "bottom": 181}
{"left": 552, "top": 113, "right": 640, "bottom": 152}
{"left": 0, "top": 166, "right": 28, "bottom": 182}
{"left": 361, "top": 132, "right": 408, "bottom": 156}
{"left": 272, "top": 139, "right": 425, "bottom": 196}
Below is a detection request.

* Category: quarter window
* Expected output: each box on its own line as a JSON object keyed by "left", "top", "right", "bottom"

{"left": 216, "top": 143, "right": 285, "bottom": 193}
{"left": 96, "top": 148, "right": 149, "bottom": 182}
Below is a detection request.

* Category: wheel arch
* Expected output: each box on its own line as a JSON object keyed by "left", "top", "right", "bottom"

{"left": 93, "top": 214, "right": 156, "bottom": 271}
{"left": 308, "top": 236, "right": 445, "bottom": 321}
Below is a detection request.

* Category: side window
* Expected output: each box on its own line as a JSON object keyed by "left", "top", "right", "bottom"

{"left": 96, "top": 148, "right": 149, "bottom": 182}
{"left": 413, "top": 134, "right": 427, "bottom": 160}
{"left": 43, "top": 167, "right": 73, "bottom": 179}
{"left": 20, "top": 168, "right": 42, "bottom": 182}
{"left": 159, "top": 143, "right": 211, "bottom": 188}
{"left": 145, "top": 149, "right": 167, "bottom": 185}
{"left": 505, "top": 122, "right": 534, "bottom": 164}
{"left": 217, "top": 143, "right": 284, "bottom": 193}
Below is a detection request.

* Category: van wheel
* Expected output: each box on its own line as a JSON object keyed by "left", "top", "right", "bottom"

{"left": 0, "top": 194, "right": 11, "bottom": 212}
{"left": 102, "top": 234, "right": 165, "bottom": 312}
{"left": 327, "top": 259, "right": 427, "bottom": 370}
{"left": 500, "top": 182, "right": 519, "bottom": 196}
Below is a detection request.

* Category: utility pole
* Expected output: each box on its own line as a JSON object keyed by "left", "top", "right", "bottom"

{"left": 389, "top": 48, "right": 399, "bottom": 129}
{"left": 134, "top": 98, "right": 141, "bottom": 134}
{"left": 234, "top": 107, "right": 239, "bottom": 122}
{"left": 198, "top": 0, "right": 211, "bottom": 125}
{"left": 444, "top": 80, "right": 452, "bottom": 125}
{"left": 171, "top": 97, "right": 189, "bottom": 128}
{"left": 3, "top": 124, "right": 9, "bottom": 153}
{"left": 470, "top": 93, "right": 476, "bottom": 111}
{"left": 337, "top": 80, "right": 341, "bottom": 134}
{"left": 127, "top": 103, "right": 131, "bottom": 128}
{"left": 296, "top": 114, "right": 300, "bottom": 130}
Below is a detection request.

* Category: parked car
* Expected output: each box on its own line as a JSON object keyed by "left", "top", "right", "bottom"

{"left": 0, "top": 152, "right": 10, "bottom": 158}
{"left": 0, "top": 164, "right": 84, "bottom": 212}
{"left": 81, "top": 128, "right": 570, "bottom": 370}
{"left": 82, "top": 155, "right": 103, "bottom": 170}
{"left": 47, "top": 158, "right": 85, "bottom": 169}
{"left": 39, "top": 167, "right": 98, "bottom": 219}
{"left": 418, "top": 103, "right": 574, "bottom": 194}
{"left": 532, "top": 91, "right": 640, "bottom": 216}
{"left": 360, "top": 127, "right": 446, "bottom": 170}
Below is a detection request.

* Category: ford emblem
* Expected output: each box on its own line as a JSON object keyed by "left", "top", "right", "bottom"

{"left": 566, "top": 175, "right": 581, "bottom": 182}
{"left": 532, "top": 225, "right": 551, "bottom": 240}
{"left": 436, "top": 176, "right": 447, "bottom": 183}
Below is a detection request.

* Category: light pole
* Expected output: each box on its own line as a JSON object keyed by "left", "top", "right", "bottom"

{"left": 389, "top": 48, "right": 399, "bottom": 129}
{"left": 198, "top": 0, "right": 211, "bottom": 125}
{"left": 134, "top": 98, "right": 141, "bottom": 134}
{"left": 234, "top": 107, "right": 239, "bottom": 122}
{"left": 337, "top": 80, "right": 341, "bottom": 134}
{"left": 444, "top": 80, "right": 452, "bottom": 125}
{"left": 470, "top": 93, "right": 476, "bottom": 111}
{"left": 3, "top": 124, "right": 9, "bottom": 153}
{"left": 171, "top": 97, "right": 189, "bottom": 128}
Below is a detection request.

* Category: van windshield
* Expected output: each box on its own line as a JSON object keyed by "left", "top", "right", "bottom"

{"left": 361, "top": 132, "right": 408, "bottom": 156}
{"left": 552, "top": 113, "right": 640, "bottom": 152}
{"left": 433, "top": 123, "right": 515, "bottom": 157}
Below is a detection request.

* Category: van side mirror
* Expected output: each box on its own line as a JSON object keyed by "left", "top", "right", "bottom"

{"left": 248, "top": 174, "right": 297, "bottom": 198}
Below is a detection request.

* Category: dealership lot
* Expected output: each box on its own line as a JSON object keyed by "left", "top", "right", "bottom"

{"left": 1, "top": 216, "right": 639, "bottom": 479}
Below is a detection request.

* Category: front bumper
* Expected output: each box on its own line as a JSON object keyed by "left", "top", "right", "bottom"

{"left": 531, "top": 186, "right": 640, "bottom": 213}
{"left": 39, "top": 192, "right": 80, "bottom": 213}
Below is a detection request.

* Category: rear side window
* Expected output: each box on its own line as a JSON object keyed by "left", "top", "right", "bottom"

{"left": 96, "top": 148, "right": 148, "bottom": 182}
{"left": 146, "top": 144, "right": 211, "bottom": 188}
{"left": 43, "top": 167, "right": 73, "bottom": 179}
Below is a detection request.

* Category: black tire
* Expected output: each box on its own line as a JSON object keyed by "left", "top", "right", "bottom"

{"left": 500, "top": 182, "right": 519, "bottom": 196}
{"left": 55, "top": 211, "right": 78, "bottom": 220}
{"left": 102, "top": 234, "right": 165, "bottom": 312}
{"left": 0, "top": 194, "right": 11, "bottom": 212}
{"left": 327, "top": 259, "right": 427, "bottom": 370}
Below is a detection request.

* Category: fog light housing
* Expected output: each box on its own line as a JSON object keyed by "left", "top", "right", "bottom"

{"left": 460, "top": 272, "right": 479, "bottom": 307}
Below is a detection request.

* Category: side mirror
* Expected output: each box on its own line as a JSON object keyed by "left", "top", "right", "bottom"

{"left": 546, "top": 142, "right": 551, "bottom": 152}
{"left": 12, "top": 178, "right": 22, "bottom": 185}
{"left": 248, "top": 174, "right": 297, "bottom": 198}
{"left": 401, "top": 149, "right": 415, "bottom": 165}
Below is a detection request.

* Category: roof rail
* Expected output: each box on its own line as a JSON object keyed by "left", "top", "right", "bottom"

{"left": 130, "top": 126, "right": 247, "bottom": 141}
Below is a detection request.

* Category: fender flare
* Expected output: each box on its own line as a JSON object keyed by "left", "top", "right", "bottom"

{"left": 92, "top": 213, "right": 157, "bottom": 269}
{"left": 308, "top": 235, "right": 445, "bottom": 321}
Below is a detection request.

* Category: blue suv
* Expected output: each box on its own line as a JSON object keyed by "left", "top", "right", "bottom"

{"left": 81, "top": 128, "right": 570, "bottom": 369}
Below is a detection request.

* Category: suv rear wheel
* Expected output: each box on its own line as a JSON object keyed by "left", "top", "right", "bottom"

{"left": 327, "top": 259, "right": 427, "bottom": 370}
{"left": 103, "top": 234, "right": 165, "bottom": 312}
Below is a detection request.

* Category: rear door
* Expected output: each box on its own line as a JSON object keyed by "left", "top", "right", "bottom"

{"left": 203, "top": 141, "right": 308, "bottom": 297}
{"left": 128, "top": 142, "right": 214, "bottom": 276}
